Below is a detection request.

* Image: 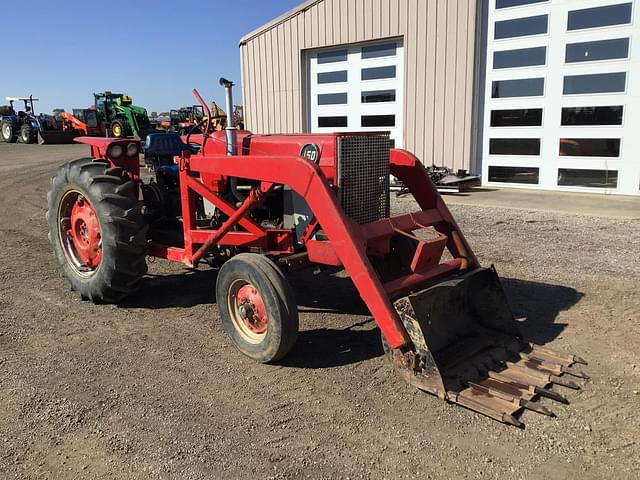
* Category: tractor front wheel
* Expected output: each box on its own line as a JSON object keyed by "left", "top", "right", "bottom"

{"left": 216, "top": 253, "right": 298, "bottom": 363}
{"left": 110, "top": 119, "right": 126, "bottom": 138}
{"left": 47, "top": 158, "right": 148, "bottom": 302}
{"left": 1, "top": 122, "right": 17, "bottom": 143}
{"left": 20, "top": 125, "right": 35, "bottom": 144}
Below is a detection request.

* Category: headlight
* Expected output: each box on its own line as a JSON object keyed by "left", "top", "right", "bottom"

{"left": 126, "top": 142, "right": 139, "bottom": 157}
{"left": 109, "top": 144, "right": 123, "bottom": 159}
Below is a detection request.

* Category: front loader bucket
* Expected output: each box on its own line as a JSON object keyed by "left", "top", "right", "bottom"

{"left": 37, "top": 130, "right": 79, "bottom": 145}
{"left": 391, "top": 267, "right": 587, "bottom": 427}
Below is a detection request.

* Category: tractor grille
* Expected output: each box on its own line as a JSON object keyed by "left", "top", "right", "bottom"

{"left": 336, "top": 133, "right": 391, "bottom": 224}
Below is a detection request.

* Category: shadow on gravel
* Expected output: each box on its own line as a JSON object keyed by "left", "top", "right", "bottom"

{"left": 281, "top": 275, "right": 584, "bottom": 369}
{"left": 280, "top": 319, "right": 384, "bottom": 369}
{"left": 118, "top": 269, "right": 218, "bottom": 309}
{"left": 500, "top": 277, "right": 584, "bottom": 346}
{"left": 287, "top": 269, "right": 369, "bottom": 316}
{"left": 116, "top": 265, "right": 583, "bottom": 367}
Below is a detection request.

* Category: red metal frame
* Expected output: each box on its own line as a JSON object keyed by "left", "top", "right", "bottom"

{"left": 75, "top": 135, "right": 479, "bottom": 351}
{"left": 75, "top": 136, "right": 141, "bottom": 184}
{"left": 160, "top": 148, "right": 477, "bottom": 350}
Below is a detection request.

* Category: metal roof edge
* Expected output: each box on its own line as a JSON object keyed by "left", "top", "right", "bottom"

{"left": 239, "top": 0, "right": 323, "bottom": 46}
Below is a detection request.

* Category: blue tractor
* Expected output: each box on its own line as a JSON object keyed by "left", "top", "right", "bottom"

{"left": 0, "top": 96, "right": 76, "bottom": 144}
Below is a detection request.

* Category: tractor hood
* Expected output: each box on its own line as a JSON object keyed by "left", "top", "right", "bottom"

{"left": 198, "top": 130, "right": 392, "bottom": 185}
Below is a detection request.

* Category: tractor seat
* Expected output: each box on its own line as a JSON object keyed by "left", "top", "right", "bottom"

{"left": 144, "top": 132, "right": 200, "bottom": 157}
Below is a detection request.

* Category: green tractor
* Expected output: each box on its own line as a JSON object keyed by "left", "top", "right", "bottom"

{"left": 94, "top": 91, "right": 151, "bottom": 139}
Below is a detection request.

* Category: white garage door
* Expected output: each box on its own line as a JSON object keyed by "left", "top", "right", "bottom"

{"left": 482, "top": 0, "right": 640, "bottom": 195}
{"left": 307, "top": 39, "right": 404, "bottom": 147}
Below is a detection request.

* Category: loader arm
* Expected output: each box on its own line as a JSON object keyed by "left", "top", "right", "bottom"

{"left": 185, "top": 152, "right": 413, "bottom": 349}
{"left": 123, "top": 107, "right": 142, "bottom": 138}
{"left": 389, "top": 149, "right": 479, "bottom": 269}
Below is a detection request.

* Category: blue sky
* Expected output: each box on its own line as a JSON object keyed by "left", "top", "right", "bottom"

{"left": 0, "top": 0, "right": 301, "bottom": 114}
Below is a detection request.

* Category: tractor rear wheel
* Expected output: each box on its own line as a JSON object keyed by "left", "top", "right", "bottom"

{"left": 47, "top": 158, "right": 148, "bottom": 302}
{"left": 216, "top": 253, "right": 298, "bottom": 363}
{"left": 110, "top": 119, "right": 127, "bottom": 138}
{"left": 1, "top": 121, "right": 17, "bottom": 143}
{"left": 20, "top": 125, "right": 35, "bottom": 144}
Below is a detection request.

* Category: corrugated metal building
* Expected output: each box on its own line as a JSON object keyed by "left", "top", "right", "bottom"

{"left": 240, "top": 0, "right": 640, "bottom": 196}
{"left": 239, "top": 0, "right": 481, "bottom": 172}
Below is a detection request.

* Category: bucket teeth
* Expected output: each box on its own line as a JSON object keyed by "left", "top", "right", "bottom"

{"left": 503, "top": 415, "right": 525, "bottom": 429}
{"left": 550, "top": 375, "right": 581, "bottom": 390}
{"left": 391, "top": 267, "right": 587, "bottom": 427}
{"left": 487, "top": 371, "right": 570, "bottom": 404}
{"left": 519, "top": 353, "right": 590, "bottom": 379}
{"left": 573, "top": 355, "right": 588, "bottom": 365}
{"left": 529, "top": 344, "right": 588, "bottom": 366}
{"left": 522, "top": 400, "right": 555, "bottom": 417}
{"left": 534, "top": 386, "right": 569, "bottom": 405}
{"left": 566, "top": 369, "right": 590, "bottom": 380}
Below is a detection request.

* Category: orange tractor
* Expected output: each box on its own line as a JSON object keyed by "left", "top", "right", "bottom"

{"left": 58, "top": 109, "right": 106, "bottom": 137}
{"left": 46, "top": 79, "right": 587, "bottom": 427}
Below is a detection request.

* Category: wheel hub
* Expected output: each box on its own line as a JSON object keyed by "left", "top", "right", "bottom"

{"left": 67, "top": 195, "right": 102, "bottom": 268}
{"left": 236, "top": 284, "right": 268, "bottom": 334}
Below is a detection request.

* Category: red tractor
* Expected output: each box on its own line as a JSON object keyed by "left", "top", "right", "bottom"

{"left": 47, "top": 79, "right": 586, "bottom": 427}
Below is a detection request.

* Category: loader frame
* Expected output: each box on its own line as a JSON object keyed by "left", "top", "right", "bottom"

{"left": 143, "top": 146, "right": 478, "bottom": 351}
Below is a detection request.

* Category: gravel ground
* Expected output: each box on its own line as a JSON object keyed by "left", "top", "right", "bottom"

{"left": 0, "top": 143, "right": 639, "bottom": 479}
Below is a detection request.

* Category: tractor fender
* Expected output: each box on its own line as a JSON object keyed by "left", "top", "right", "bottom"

{"left": 74, "top": 136, "right": 138, "bottom": 160}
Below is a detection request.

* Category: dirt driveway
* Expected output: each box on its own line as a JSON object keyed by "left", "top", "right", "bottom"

{"left": 0, "top": 143, "right": 639, "bottom": 479}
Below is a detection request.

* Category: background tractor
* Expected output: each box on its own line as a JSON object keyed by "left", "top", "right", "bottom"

{"left": 58, "top": 108, "right": 106, "bottom": 137}
{"left": 93, "top": 91, "right": 152, "bottom": 139}
{"left": 46, "top": 78, "right": 587, "bottom": 428}
{"left": 159, "top": 105, "right": 205, "bottom": 135}
{"left": 0, "top": 96, "right": 77, "bottom": 144}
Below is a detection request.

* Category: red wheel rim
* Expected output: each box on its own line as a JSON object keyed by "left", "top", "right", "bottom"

{"left": 58, "top": 190, "right": 102, "bottom": 275}
{"left": 228, "top": 279, "right": 269, "bottom": 343}
{"left": 236, "top": 284, "right": 268, "bottom": 334}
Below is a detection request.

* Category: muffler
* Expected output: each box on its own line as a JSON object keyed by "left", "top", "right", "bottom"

{"left": 390, "top": 267, "right": 587, "bottom": 427}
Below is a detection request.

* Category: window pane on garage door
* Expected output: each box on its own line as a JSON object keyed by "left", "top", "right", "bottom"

{"left": 318, "top": 93, "right": 348, "bottom": 105}
{"left": 361, "top": 66, "right": 396, "bottom": 80}
{"left": 489, "top": 166, "right": 540, "bottom": 184}
{"left": 561, "top": 106, "right": 623, "bottom": 126}
{"left": 317, "top": 49, "right": 348, "bottom": 64}
{"left": 493, "top": 47, "right": 546, "bottom": 69}
{"left": 318, "top": 71, "right": 348, "bottom": 84}
{"left": 567, "top": 3, "right": 632, "bottom": 31}
{"left": 559, "top": 138, "right": 620, "bottom": 157}
{"left": 563, "top": 72, "right": 626, "bottom": 94}
{"left": 361, "top": 90, "right": 396, "bottom": 103}
{"left": 491, "top": 108, "right": 543, "bottom": 127}
{"left": 492, "top": 78, "right": 545, "bottom": 98}
{"left": 565, "top": 38, "right": 629, "bottom": 63}
{"left": 318, "top": 116, "right": 348, "bottom": 128}
{"left": 494, "top": 15, "right": 548, "bottom": 39}
{"left": 558, "top": 169, "right": 618, "bottom": 188}
{"left": 308, "top": 40, "right": 404, "bottom": 148}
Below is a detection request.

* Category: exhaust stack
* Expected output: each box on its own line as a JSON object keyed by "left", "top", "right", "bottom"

{"left": 219, "top": 78, "right": 237, "bottom": 156}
